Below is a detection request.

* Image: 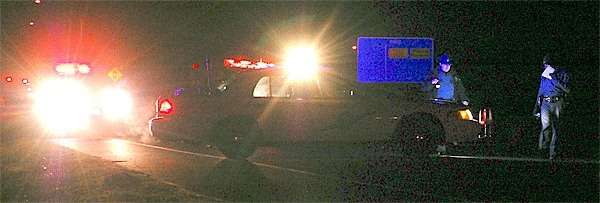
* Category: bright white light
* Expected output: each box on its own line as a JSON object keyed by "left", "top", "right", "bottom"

{"left": 55, "top": 63, "right": 77, "bottom": 75}
{"left": 284, "top": 47, "right": 319, "bottom": 80}
{"left": 77, "top": 64, "right": 91, "bottom": 74}
{"left": 54, "top": 138, "right": 80, "bottom": 149}
{"left": 100, "top": 88, "right": 133, "bottom": 121}
{"left": 109, "top": 139, "right": 129, "bottom": 157}
{"left": 34, "top": 79, "right": 93, "bottom": 133}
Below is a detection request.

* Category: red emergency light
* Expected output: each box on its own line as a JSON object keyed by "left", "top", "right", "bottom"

{"left": 158, "top": 99, "right": 173, "bottom": 114}
{"left": 224, "top": 58, "right": 277, "bottom": 69}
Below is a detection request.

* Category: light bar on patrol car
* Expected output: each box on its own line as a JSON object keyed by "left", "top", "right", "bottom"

{"left": 55, "top": 63, "right": 91, "bottom": 75}
{"left": 225, "top": 46, "right": 323, "bottom": 80}
{"left": 224, "top": 58, "right": 277, "bottom": 69}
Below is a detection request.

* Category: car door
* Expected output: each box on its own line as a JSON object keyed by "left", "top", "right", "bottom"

{"left": 252, "top": 73, "right": 396, "bottom": 143}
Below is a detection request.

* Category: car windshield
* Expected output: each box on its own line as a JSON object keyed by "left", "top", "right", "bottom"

{"left": 1, "top": 1, "right": 597, "bottom": 202}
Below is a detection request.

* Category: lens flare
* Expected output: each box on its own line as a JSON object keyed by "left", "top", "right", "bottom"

{"left": 100, "top": 88, "right": 133, "bottom": 121}
{"left": 284, "top": 47, "right": 319, "bottom": 80}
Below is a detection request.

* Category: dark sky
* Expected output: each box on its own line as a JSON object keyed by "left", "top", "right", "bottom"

{"left": 1, "top": 1, "right": 598, "bottom": 91}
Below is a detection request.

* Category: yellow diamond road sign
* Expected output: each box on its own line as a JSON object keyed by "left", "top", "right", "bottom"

{"left": 108, "top": 68, "right": 123, "bottom": 82}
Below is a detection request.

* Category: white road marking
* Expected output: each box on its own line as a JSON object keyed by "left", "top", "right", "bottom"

{"left": 432, "top": 154, "right": 600, "bottom": 164}
{"left": 50, "top": 138, "right": 325, "bottom": 176}
{"left": 49, "top": 138, "right": 433, "bottom": 199}
{"left": 114, "top": 138, "right": 227, "bottom": 160}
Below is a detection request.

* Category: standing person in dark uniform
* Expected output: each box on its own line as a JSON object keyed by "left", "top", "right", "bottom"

{"left": 533, "top": 54, "right": 570, "bottom": 160}
{"left": 424, "top": 53, "right": 470, "bottom": 105}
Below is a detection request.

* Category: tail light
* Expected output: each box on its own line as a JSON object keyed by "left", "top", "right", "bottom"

{"left": 479, "top": 108, "right": 491, "bottom": 125}
{"left": 479, "top": 109, "right": 486, "bottom": 125}
{"left": 458, "top": 109, "right": 473, "bottom": 121}
{"left": 158, "top": 99, "right": 173, "bottom": 114}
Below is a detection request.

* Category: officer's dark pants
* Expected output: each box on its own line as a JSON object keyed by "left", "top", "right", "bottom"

{"left": 539, "top": 99, "right": 563, "bottom": 157}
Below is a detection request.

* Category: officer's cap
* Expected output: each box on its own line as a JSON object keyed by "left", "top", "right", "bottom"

{"left": 439, "top": 53, "right": 452, "bottom": 65}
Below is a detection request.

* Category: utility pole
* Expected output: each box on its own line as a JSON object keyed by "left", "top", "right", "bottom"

{"left": 205, "top": 55, "right": 212, "bottom": 95}
{"left": 194, "top": 54, "right": 212, "bottom": 95}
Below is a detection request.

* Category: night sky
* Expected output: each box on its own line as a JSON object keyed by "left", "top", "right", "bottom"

{"left": 1, "top": 1, "right": 598, "bottom": 131}
{"left": 3, "top": 1, "right": 597, "bottom": 75}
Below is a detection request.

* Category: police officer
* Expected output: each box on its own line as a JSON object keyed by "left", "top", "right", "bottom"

{"left": 424, "top": 53, "right": 469, "bottom": 105}
{"left": 533, "top": 54, "right": 569, "bottom": 160}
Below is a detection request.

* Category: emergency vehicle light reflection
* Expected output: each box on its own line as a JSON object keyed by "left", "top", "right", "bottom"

{"left": 55, "top": 138, "right": 78, "bottom": 149}
{"left": 109, "top": 139, "right": 129, "bottom": 157}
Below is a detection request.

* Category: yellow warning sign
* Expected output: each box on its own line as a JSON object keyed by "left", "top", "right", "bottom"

{"left": 108, "top": 68, "right": 123, "bottom": 82}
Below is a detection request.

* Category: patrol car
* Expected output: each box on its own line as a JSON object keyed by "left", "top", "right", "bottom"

{"left": 148, "top": 55, "right": 494, "bottom": 159}
{"left": 31, "top": 63, "right": 135, "bottom": 137}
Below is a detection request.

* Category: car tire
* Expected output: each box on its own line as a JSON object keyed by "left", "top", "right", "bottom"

{"left": 394, "top": 113, "right": 446, "bottom": 156}
{"left": 210, "top": 116, "right": 260, "bottom": 159}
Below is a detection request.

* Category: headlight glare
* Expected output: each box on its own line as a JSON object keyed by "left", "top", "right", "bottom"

{"left": 34, "top": 79, "right": 93, "bottom": 133}
{"left": 100, "top": 88, "right": 133, "bottom": 121}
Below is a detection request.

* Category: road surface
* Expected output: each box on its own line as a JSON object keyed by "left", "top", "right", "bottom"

{"left": 49, "top": 137, "right": 599, "bottom": 202}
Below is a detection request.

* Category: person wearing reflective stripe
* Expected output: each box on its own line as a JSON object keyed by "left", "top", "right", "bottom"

{"left": 533, "top": 54, "right": 569, "bottom": 160}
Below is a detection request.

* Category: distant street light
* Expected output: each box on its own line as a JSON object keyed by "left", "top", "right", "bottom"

{"left": 29, "top": 21, "right": 34, "bottom": 26}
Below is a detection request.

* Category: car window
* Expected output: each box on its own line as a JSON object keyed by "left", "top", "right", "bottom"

{"left": 252, "top": 77, "right": 270, "bottom": 97}
{"left": 253, "top": 76, "right": 288, "bottom": 98}
{"left": 253, "top": 76, "right": 322, "bottom": 99}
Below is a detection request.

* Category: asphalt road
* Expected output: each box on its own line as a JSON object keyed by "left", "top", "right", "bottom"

{"left": 48, "top": 138, "right": 346, "bottom": 202}
{"left": 48, "top": 136, "right": 598, "bottom": 202}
